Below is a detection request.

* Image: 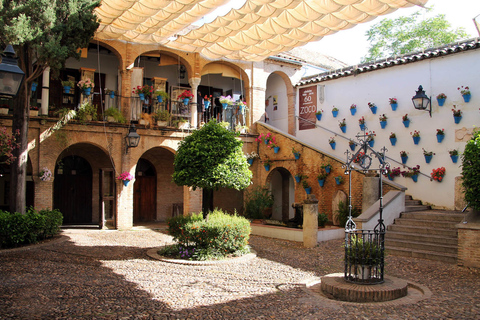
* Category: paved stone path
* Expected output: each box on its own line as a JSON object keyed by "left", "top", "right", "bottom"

{"left": 1, "top": 228, "right": 479, "bottom": 319}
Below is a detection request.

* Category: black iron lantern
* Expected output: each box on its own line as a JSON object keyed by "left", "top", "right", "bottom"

{"left": 412, "top": 85, "right": 431, "bottom": 117}
{"left": 125, "top": 124, "right": 140, "bottom": 153}
{"left": 0, "top": 45, "right": 25, "bottom": 98}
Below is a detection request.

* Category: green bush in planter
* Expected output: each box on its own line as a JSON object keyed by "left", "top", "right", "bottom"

{"left": 104, "top": 107, "right": 126, "bottom": 123}
{"left": 317, "top": 212, "right": 328, "bottom": 227}
{"left": 336, "top": 201, "right": 360, "bottom": 228}
{"left": 462, "top": 130, "right": 480, "bottom": 211}
{"left": 244, "top": 186, "right": 274, "bottom": 220}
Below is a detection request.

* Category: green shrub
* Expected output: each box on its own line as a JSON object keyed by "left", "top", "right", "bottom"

{"left": 0, "top": 208, "right": 63, "bottom": 249}
{"left": 244, "top": 185, "right": 274, "bottom": 219}
{"left": 318, "top": 212, "right": 328, "bottom": 227}
{"left": 462, "top": 130, "right": 480, "bottom": 211}
{"left": 166, "top": 209, "right": 251, "bottom": 260}
{"left": 336, "top": 201, "right": 360, "bottom": 228}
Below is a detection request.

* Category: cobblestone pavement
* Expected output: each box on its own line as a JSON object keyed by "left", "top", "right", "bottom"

{"left": 1, "top": 228, "right": 479, "bottom": 319}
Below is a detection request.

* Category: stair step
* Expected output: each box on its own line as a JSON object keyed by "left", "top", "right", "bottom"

{"left": 387, "top": 224, "right": 457, "bottom": 237}
{"left": 400, "top": 211, "right": 464, "bottom": 222}
{"left": 405, "top": 200, "right": 422, "bottom": 205}
{"left": 385, "top": 246, "right": 457, "bottom": 264}
{"left": 404, "top": 205, "right": 431, "bottom": 212}
{"left": 393, "top": 218, "right": 459, "bottom": 229}
{"left": 385, "top": 239, "right": 457, "bottom": 254}
{"left": 385, "top": 231, "right": 457, "bottom": 245}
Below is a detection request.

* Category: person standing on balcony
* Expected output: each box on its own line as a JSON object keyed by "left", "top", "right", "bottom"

{"left": 197, "top": 91, "right": 204, "bottom": 125}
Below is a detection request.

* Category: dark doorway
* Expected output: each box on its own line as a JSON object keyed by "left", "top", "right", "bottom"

{"left": 54, "top": 156, "right": 93, "bottom": 224}
{"left": 134, "top": 159, "right": 157, "bottom": 223}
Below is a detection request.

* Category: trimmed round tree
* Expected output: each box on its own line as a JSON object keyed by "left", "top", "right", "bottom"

{"left": 461, "top": 130, "right": 480, "bottom": 212}
{"left": 173, "top": 120, "right": 252, "bottom": 213}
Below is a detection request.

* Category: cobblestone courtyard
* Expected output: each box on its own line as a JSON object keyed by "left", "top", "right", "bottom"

{"left": 1, "top": 228, "right": 479, "bottom": 319}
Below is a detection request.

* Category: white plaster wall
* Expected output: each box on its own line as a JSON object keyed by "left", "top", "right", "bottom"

{"left": 295, "top": 49, "right": 480, "bottom": 210}
{"left": 266, "top": 73, "right": 288, "bottom": 132}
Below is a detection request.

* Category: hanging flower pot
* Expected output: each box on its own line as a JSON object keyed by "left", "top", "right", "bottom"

{"left": 401, "top": 155, "right": 408, "bottom": 164}
{"left": 390, "top": 137, "right": 397, "bottom": 146}
{"left": 359, "top": 123, "right": 366, "bottom": 131}
{"left": 295, "top": 175, "right": 302, "bottom": 183}
{"left": 325, "top": 165, "right": 331, "bottom": 174}
{"left": 350, "top": 108, "right": 356, "bottom": 116}
{"left": 424, "top": 155, "right": 433, "bottom": 163}
{"left": 64, "top": 86, "right": 71, "bottom": 94}
{"left": 436, "top": 134, "right": 444, "bottom": 143}
{"left": 370, "top": 106, "right": 377, "bottom": 114}
{"left": 330, "top": 142, "right": 336, "bottom": 150}
{"left": 349, "top": 144, "right": 355, "bottom": 151}
{"left": 157, "top": 96, "right": 163, "bottom": 103}
{"left": 437, "top": 98, "right": 445, "bottom": 106}
{"left": 184, "top": 98, "right": 190, "bottom": 105}
{"left": 387, "top": 174, "right": 394, "bottom": 181}
{"left": 340, "top": 126, "right": 347, "bottom": 133}
{"left": 450, "top": 154, "right": 458, "bottom": 163}
{"left": 390, "top": 103, "right": 398, "bottom": 111}
{"left": 83, "top": 87, "right": 91, "bottom": 96}
{"left": 31, "top": 82, "right": 38, "bottom": 92}
{"left": 403, "top": 119, "right": 410, "bottom": 128}
{"left": 139, "top": 93, "right": 145, "bottom": 101}
{"left": 204, "top": 101, "right": 211, "bottom": 109}
{"left": 222, "top": 102, "right": 229, "bottom": 109}
{"left": 123, "top": 179, "right": 130, "bottom": 187}
{"left": 380, "top": 120, "right": 387, "bottom": 129}
{"left": 454, "top": 116, "right": 462, "bottom": 124}
{"left": 294, "top": 152, "right": 300, "bottom": 160}
{"left": 412, "top": 136, "right": 420, "bottom": 145}
{"left": 318, "top": 179, "right": 325, "bottom": 187}
{"left": 462, "top": 94, "right": 471, "bottom": 103}
{"left": 316, "top": 113, "right": 322, "bottom": 121}
{"left": 332, "top": 110, "right": 339, "bottom": 117}
{"left": 304, "top": 187, "right": 312, "bottom": 195}
{"left": 247, "top": 158, "right": 254, "bottom": 165}
{"left": 273, "top": 146, "right": 280, "bottom": 153}
{"left": 411, "top": 174, "right": 418, "bottom": 182}
{"left": 368, "top": 140, "right": 374, "bottom": 148}
{"left": 264, "top": 164, "right": 270, "bottom": 171}
{"left": 335, "top": 176, "right": 342, "bottom": 185}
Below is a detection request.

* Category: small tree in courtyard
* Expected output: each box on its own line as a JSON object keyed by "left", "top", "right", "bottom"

{"left": 461, "top": 130, "right": 480, "bottom": 212}
{"left": 173, "top": 120, "right": 252, "bottom": 214}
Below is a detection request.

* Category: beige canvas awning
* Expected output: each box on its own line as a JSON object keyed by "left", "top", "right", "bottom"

{"left": 94, "top": 0, "right": 429, "bottom": 61}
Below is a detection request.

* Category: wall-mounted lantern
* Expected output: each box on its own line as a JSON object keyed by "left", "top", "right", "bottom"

{"left": 0, "top": 45, "right": 25, "bottom": 98}
{"left": 412, "top": 85, "right": 431, "bottom": 117}
{"left": 125, "top": 124, "right": 140, "bottom": 153}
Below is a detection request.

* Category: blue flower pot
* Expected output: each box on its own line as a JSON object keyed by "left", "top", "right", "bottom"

{"left": 184, "top": 98, "right": 190, "bottom": 105}
{"left": 403, "top": 119, "right": 410, "bottom": 128}
{"left": 139, "top": 93, "right": 145, "bottom": 101}
{"left": 157, "top": 96, "right": 163, "bottom": 103}
{"left": 204, "top": 101, "right": 211, "bottom": 109}
{"left": 330, "top": 142, "right": 336, "bottom": 150}
{"left": 450, "top": 154, "right": 458, "bottom": 163}
{"left": 411, "top": 174, "right": 418, "bottom": 182}
{"left": 437, "top": 98, "right": 445, "bottom": 106}
{"left": 463, "top": 94, "right": 471, "bottom": 103}
{"left": 349, "top": 144, "right": 355, "bottom": 151}
{"left": 83, "top": 87, "right": 91, "bottom": 96}
{"left": 350, "top": 108, "right": 356, "bottom": 116}
{"left": 264, "top": 165, "right": 270, "bottom": 171}
{"left": 64, "top": 86, "right": 71, "bottom": 94}
{"left": 123, "top": 180, "right": 130, "bottom": 187}
{"left": 413, "top": 136, "right": 420, "bottom": 145}
{"left": 318, "top": 179, "right": 325, "bottom": 187}
{"left": 368, "top": 140, "right": 374, "bottom": 148}
{"left": 304, "top": 187, "right": 312, "bottom": 195}
{"left": 387, "top": 174, "right": 394, "bottom": 181}
{"left": 390, "top": 103, "right": 397, "bottom": 111}
{"left": 325, "top": 165, "right": 331, "bottom": 174}
{"left": 222, "top": 103, "right": 228, "bottom": 109}
{"left": 401, "top": 155, "right": 408, "bottom": 164}
{"left": 380, "top": 120, "right": 387, "bottom": 129}
{"left": 332, "top": 110, "right": 338, "bottom": 117}
{"left": 335, "top": 177, "right": 342, "bottom": 185}
{"left": 436, "top": 134, "right": 444, "bottom": 143}
{"left": 340, "top": 126, "right": 346, "bottom": 133}
{"left": 390, "top": 137, "right": 397, "bottom": 146}
{"left": 31, "top": 83, "right": 37, "bottom": 92}
{"left": 316, "top": 113, "right": 322, "bottom": 121}
{"left": 425, "top": 155, "right": 433, "bottom": 163}
{"left": 370, "top": 106, "right": 377, "bottom": 114}
{"left": 110, "top": 92, "right": 115, "bottom": 99}
{"left": 273, "top": 147, "right": 280, "bottom": 154}
{"left": 294, "top": 152, "right": 300, "bottom": 160}
{"left": 454, "top": 116, "right": 462, "bottom": 124}
{"left": 359, "top": 123, "right": 366, "bottom": 131}
{"left": 247, "top": 159, "right": 253, "bottom": 165}
{"left": 295, "top": 176, "right": 301, "bottom": 183}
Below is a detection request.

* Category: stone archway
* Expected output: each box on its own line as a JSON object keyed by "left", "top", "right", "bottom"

{"left": 332, "top": 190, "right": 348, "bottom": 226}
{"left": 267, "top": 167, "right": 295, "bottom": 222}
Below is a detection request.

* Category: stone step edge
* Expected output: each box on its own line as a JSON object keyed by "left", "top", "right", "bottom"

{"left": 385, "top": 239, "right": 458, "bottom": 250}
{"left": 385, "top": 231, "right": 457, "bottom": 241}
{"left": 385, "top": 245, "right": 457, "bottom": 259}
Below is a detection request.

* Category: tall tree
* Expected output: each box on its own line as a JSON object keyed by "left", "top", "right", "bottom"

{"left": 173, "top": 120, "right": 252, "bottom": 214}
{"left": 0, "top": 0, "right": 100, "bottom": 213}
{"left": 363, "top": 10, "right": 469, "bottom": 62}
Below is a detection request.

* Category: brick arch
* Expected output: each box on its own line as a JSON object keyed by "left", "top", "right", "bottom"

{"left": 135, "top": 48, "right": 193, "bottom": 82}
{"left": 266, "top": 71, "right": 296, "bottom": 135}
{"left": 265, "top": 166, "right": 295, "bottom": 222}
{"left": 89, "top": 39, "right": 124, "bottom": 70}
{"left": 201, "top": 61, "right": 251, "bottom": 90}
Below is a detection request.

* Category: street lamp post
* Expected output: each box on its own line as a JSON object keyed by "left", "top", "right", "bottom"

{"left": 0, "top": 45, "right": 25, "bottom": 98}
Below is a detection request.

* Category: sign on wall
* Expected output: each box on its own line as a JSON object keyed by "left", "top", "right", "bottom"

{"left": 299, "top": 85, "right": 317, "bottom": 130}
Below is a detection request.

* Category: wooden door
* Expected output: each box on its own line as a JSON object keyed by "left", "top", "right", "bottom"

{"left": 54, "top": 156, "right": 92, "bottom": 224}
{"left": 133, "top": 159, "right": 156, "bottom": 223}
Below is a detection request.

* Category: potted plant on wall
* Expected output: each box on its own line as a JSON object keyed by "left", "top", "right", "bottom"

{"left": 368, "top": 102, "right": 377, "bottom": 114}
{"left": 155, "top": 90, "right": 169, "bottom": 103}
{"left": 292, "top": 147, "right": 300, "bottom": 160}
{"left": 436, "top": 128, "right": 445, "bottom": 143}
{"left": 350, "top": 104, "right": 357, "bottom": 116}
{"left": 379, "top": 114, "right": 387, "bottom": 129}
{"left": 400, "top": 150, "right": 408, "bottom": 164}
{"left": 411, "top": 130, "right": 420, "bottom": 145}
{"left": 61, "top": 80, "right": 75, "bottom": 93}
{"left": 332, "top": 106, "right": 339, "bottom": 117}
{"left": 335, "top": 175, "right": 343, "bottom": 185}
{"left": 389, "top": 98, "right": 398, "bottom": 111}
{"left": 179, "top": 90, "right": 194, "bottom": 105}
{"left": 402, "top": 113, "right": 410, "bottom": 128}
{"left": 449, "top": 149, "right": 459, "bottom": 163}
{"left": 389, "top": 132, "right": 397, "bottom": 146}
{"left": 153, "top": 109, "right": 170, "bottom": 126}
{"left": 263, "top": 157, "right": 273, "bottom": 171}
{"left": 246, "top": 151, "right": 259, "bottom": 165}
{"left": 431, "top": 167, "right": 446, "bottom": 182}
{"left": 422, "top": 148, "right": 435, "bottom": 163}
{"left": 401, "top": 165, "right": 421, "bottom": 182}
{"left": 458, "top": 86, "right": 471, "bottom": 102}
{"left": 358, "top": 116, "right": 366, "bottom": 131}
{"left": 329, "top": 136, "right": 336, "bottom": 149}
{"left": 302, "top": 180, "right": 312, "bottom": 194}
{"left": 349, "top": 139, "right": 356, "bottom": 151}
{"left": 77, "top": 78, "right": 94, "bottom": 96}
{"left": 315, "top": 109, "right": 323, "bottom": 121}
{"left": 452, "top": 105, "right": 462, "bottom": 124}
{"left": 117, "top": 171, "right": 134, "bottom": 187}
{"left": 339, "top": 118, "right": 347, "bottom": 133}
{"left": 436, "top": 93, "right": 447, "bottom": 106}
{"left": 317, "top": 171, "right": 328, "bottom": 187}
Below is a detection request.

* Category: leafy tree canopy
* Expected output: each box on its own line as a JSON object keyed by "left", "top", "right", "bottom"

{"left": 461, "top": 130, "right": 480, "bottom": 211}
{"left": 363, "top": 9, "right": 469, "bottom": 62}
{"left": 0, "top": 0, "right": 100, "bottom": 81}
{"left": 173, "top": 120, "right": 252, "bottom": 191}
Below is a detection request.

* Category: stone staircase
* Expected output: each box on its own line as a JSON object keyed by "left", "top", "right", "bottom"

{"left": 385, "top": 195, "right": 464, "bottom": 264}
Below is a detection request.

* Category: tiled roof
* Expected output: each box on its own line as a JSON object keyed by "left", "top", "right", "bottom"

{"left": 296, "top": 38, "right": 480, "bottom": 87}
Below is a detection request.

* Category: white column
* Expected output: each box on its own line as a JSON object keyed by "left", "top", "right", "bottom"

{"left": 41, "top": 67, "right": 50, "bottom": 115}
{"left": 189, "top": 77, "right": 201, "bottom": 128}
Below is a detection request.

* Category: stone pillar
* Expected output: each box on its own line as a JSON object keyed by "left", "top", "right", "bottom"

{"left": 116, "top": 142, "right": 138, "bottom": 230}
{"left": 130, "top": 67, "right": 144, "bottom": 121}
{"left": 303, "top": 194, "right": 318, "bottom": 248}
{"left": 120, "top": 69, "right": 133, "bottom": 121}
{"left": 40, "top": 67, "right": 50, "bottom": 115}
{"left": 287, "top": 90, "right": 296, "bottom": 136}
{"left": 362, "top": 176, "right": 379, "bottom": 212}
{"left": 251, "top": 86, "right": 266, "bottom": 128}
{"left": 189, "top": 77, "right": 201, "bottom": 128}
